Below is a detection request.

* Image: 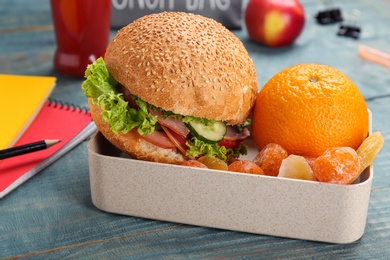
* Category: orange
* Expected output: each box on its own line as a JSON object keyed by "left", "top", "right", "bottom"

{"left": 252, "top": 64, "right": 369, "bottom": 157}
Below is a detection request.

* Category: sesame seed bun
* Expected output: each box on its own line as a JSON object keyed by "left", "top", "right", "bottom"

{"left": 104, "top": 12, "right": 258, "bottom": 125}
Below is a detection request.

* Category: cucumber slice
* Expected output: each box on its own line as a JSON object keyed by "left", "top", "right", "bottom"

{"left": 186, "top": 119, "right": 227, "bottom": 143}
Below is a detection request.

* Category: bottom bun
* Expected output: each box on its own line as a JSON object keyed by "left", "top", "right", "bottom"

{"left": 89, "top": 100, "right": 186, "bottom": 164}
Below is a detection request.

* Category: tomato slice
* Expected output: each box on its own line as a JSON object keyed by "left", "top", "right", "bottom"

{"left": 218, "top": 139, "right": 241, "bottom": 149}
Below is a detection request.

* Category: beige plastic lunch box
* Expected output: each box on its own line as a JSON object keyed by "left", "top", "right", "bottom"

{"left": 87, "top": 112, "right": 373, "bottom": 244}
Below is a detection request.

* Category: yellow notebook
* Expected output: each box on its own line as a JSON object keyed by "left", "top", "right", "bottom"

{"left": 0, "top": 74, "right": 56, "bottom": 150}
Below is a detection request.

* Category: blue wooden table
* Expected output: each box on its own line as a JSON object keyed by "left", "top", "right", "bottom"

{"left": 1, "top": 0, "right": 390, "bottom": 258}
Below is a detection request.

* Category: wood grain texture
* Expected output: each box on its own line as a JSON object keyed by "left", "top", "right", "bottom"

{"left": 1, "top": 0, "right": 390, "bottom": 258}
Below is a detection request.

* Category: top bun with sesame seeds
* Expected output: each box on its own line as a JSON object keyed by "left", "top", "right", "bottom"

{"left": 104, "top": 12, "right": 258, "bottom": 125}
{"left": 82, "top": 12, "right": 258, "bottom": 165}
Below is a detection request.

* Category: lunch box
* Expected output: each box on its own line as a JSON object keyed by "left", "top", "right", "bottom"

{"left": 87, "top": 112, "right": 373, "bottom": 244}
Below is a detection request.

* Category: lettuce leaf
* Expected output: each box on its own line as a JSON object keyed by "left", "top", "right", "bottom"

{"left": 226, "top": 143, "right": 248, "bottom": 159}
{"left": 186, "top": 137, "right": 227, "bottom": 160}
{"left": 185, "top": 137, "right": 247, "bottom": 161}
{"left": 82, "top": 57, "right": 117, "bottom": 99}
{"left": 81, "top": 58, "right": 157, "bottom": 135}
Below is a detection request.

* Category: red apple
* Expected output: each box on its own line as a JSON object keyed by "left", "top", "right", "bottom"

{"left": 245, "top": 0, "right": 305, "bottom": 47}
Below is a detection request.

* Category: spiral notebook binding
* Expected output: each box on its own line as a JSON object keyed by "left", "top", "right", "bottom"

{"left": 48, "top": 98, "right": 90, "bottom": 114}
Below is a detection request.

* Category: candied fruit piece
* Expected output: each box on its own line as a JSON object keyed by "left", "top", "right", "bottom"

{"left": 313, "top": 147, "right": 360, "bottom": 185}
{"left": 253, "top": 143, "right": 288, "bottom": 176}
{"left": 228, "top": 160, "right": 265, "bottom": 175}
{"left": 197, "top": 156, "right": 228, "bottom": 171}
{"left": 356, "top": 131, "right": 384, "bottom": 175}
{"left": 181, "top": 160, "right": 208, "bottom": 168}
{"left": 278, "top": 155, "right": 317, "bottom": 181}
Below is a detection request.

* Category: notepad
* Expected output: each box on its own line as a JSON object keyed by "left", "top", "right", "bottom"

{"left": 0, "top": 74, "right": 56, "bottom": 150}
{"left": 0, "top": 100, "right": 97, "bottom": 199}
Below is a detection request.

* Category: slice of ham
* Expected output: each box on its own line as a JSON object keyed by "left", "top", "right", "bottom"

{"left": 161, "top": 125, "right": 190, "bottom": 156}
{"left": 224, "top": 126, "right": 250, "bottom": 141}
{"left": 149, "top": 109, "right": 190, "bottom": 137}
{"left": 140, "top": 129, "right": 177, "bottom": 149}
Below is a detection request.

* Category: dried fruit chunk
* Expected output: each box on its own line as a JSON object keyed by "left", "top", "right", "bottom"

{"left": 356, "top": 131, "right": 384, "bottom": 174}
{"left": 253, "top": 143, "right": 288, "bottom": 176}
{"left": 197, "top": 156, "right": 228, "bottom": 171}
{"left": 228, "top": 160, "right": 265, "bottom": 175}
{"left": 313, "top": 147, "right": 360, "bottom": 184}
{"left": 181, "top": 160, "right": 208, "bottom": 168}
{"left": 278, "top": 155, "right": 316, "bottom": 181}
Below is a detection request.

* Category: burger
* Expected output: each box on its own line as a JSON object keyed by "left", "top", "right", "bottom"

{"left": 82, "top": 12, "right": 258, "bottom": 165}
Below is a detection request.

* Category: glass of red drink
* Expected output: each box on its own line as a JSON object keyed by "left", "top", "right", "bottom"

{"left": 50, "top": 0, "right": 111, "bottom": 77}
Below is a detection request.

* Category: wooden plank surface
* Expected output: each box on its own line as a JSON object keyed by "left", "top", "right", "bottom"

{"left": 1, "top": 0, "right": 390, "bottom": 258}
